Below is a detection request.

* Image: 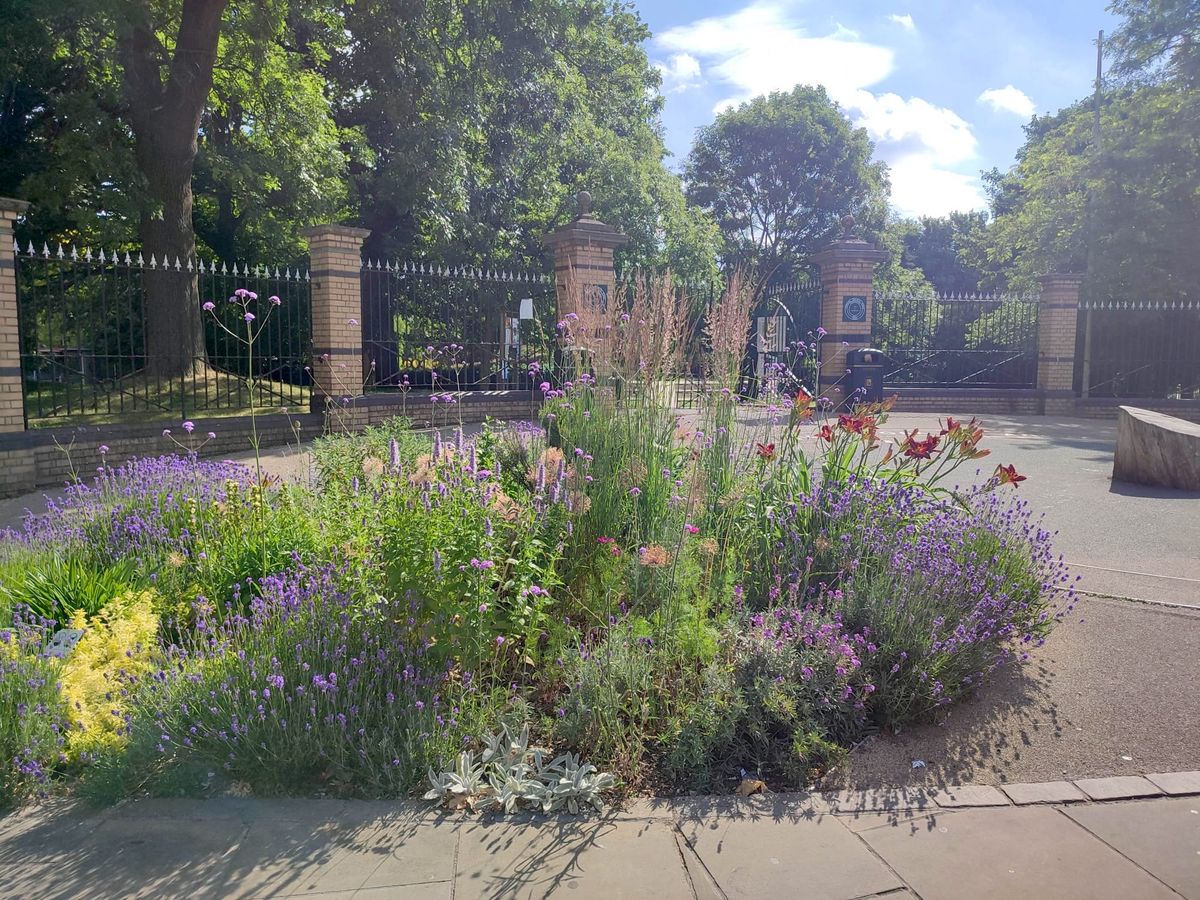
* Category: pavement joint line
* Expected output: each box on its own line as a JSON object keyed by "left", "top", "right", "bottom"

{"left": 1074, "top": 589, "right": 1200, "bottom": 611}
{"left": 1050, "top": 804, "right": 1189, "bottom": 898}
{"left": 833, "top": 804, "right": 922, "bottom": 898}
{"left": 671, "top": 820, "right": 729, "bottom": 900}
{"left": 1068, "top": 561, "right": 1200, "bottom": 585}
{"left": 449, "top": 826, "right": 461, "bottom": 900}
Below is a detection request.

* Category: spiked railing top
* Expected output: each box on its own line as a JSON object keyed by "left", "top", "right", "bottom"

{"left": 359, "top": 257, "right": 550, "bottom": 284}
{"left": 15, "top": 238, "right": 309, "bottom": 281}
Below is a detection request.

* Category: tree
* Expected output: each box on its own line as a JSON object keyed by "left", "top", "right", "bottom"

{"left": 117, "top": 0, "right": 228, "bottom": 375}
{"left": 896, "top": 212, "right": 989, "bottom": 294}
{"left": 326, "top": 0, "right": 717, "bottom": 280}
{"left": 683, "top": 85, "right": 889, "bottom": 296}
{"left": 1108, "top": 0, "right": 1199, "bottom": 86}
{"left": 974, "top": 82, "right": 1199, "bottom": 301}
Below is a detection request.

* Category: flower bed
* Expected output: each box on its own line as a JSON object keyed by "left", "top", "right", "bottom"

{"left": 0, "top": 277, "right": 1075, "bottom": 808}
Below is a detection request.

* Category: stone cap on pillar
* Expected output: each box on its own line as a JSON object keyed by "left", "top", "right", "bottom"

{"left": 0, "top": 197, "right": 30, "bottom": 221}
{"left": 1039, "top": 272, "right": 1085, "bottom": 289}
{"left": 542, "top": 191, "right": 628, "bottom": 251}
{"left": 301, "top": 224, "right": 371, "bottom": 242}
{"left": 812, "top": 215, "right": 887, "bottom": 266}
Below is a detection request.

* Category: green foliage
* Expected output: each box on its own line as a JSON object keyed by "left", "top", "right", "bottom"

{"left": 685, "top": 85, "right": 889, "bottom": 293}
{"left": 0, "top": 552, "right": 142, "bottom": 622}
{"left": 975, "top": 83, "right": 1200, "bottom": 301}
{"left": 1, "top": 620, "right": 69, "bottom": 808}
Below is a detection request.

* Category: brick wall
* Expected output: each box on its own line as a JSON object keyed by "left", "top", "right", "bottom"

{"left": 0, "top": 199, "right": 30, "bottom": 433}
{"left": 0, "top": 390, "right": 543, "bottom": 498}
{"left": 887, "top": 388, "right": 1044, "bottom": 416}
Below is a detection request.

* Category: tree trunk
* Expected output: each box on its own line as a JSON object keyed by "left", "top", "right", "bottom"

{"left": 118, "top": 0, "right": 228, "bottom": 379}
{"left": 140, "top": 161, "right": 206, "bottom": 377}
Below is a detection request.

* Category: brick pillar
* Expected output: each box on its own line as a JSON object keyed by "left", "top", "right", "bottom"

{"left": 542, "top": 191, "right": 627, "bottom": 321}
{"left": 1037, "top": 272, "right": 1083, "bottom": 415}
{"left": 0, "top": 198, "right": 29, "bottom": 432}
{"left": 812, "top": 215, "right": 886, "bottom": 407}
{"left": 302, "top": 224, "right": 370, "bottom": 411}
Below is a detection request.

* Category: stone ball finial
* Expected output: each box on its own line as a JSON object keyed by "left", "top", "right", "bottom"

{"left": 576, "top": 190, "right": 593, "bottom": 217}
{"left": 840, "top": 214, "right": 857, "bottom": 237}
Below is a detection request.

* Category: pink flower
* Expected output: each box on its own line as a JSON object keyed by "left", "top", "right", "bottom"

{"left": 244, "top": 312, "right": 255, "bottom": 323}
{"left": 182, "top": 421, "right": 195, "bottom": 434}
{"left": 684, "top": 523, "right": 699, "bottom": 535}
{"left": 269, "top": 295, "right": 281, "bottom": 306}
{"left": 202, "top": 301, "right": 216, "bottom": 312}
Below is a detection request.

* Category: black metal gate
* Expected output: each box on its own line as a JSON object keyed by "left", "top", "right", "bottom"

{"left": 359, "top": 259, "right": 556, "bottom": 391}
{"left": 870, "top": 291, "right": 1039, "bottom": 388}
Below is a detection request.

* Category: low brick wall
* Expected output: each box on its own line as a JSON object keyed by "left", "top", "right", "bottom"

{"left": 887, "top": 387, "right": 1044, "bottom": 415}
{"left": 1072, "top": 397, "right": 1200, "bottom": 424}
{"left": 0, "top": 390, "right": 543, "bottom": 499}
{"left": 0, "top": 413, "right": 326, "bottom": 499}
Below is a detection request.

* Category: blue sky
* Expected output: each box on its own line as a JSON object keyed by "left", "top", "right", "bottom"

{"left": 638, "top": 0, "right": 1118, "bottom": 217}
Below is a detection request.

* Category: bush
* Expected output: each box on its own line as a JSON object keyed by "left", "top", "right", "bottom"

{"left": 0, "top": 612, "right": 69, "bottom": 808}
{"left": 95, "top": 561, "right": 462, "bottom": 799}
{"left": 59, "top": 591, "right": 159, "bottom": 761}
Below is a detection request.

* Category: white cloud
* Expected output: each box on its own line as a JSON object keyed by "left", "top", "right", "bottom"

{"left": 978, "top": 85, "right": 1036, "bottom": 118}
{"left": 888, "top": 13, "right": 916, "bottom": 31}
{"left": 655, "top": 53, "right": 703, "bottom": 94}
{"left": 887, "top": 155, "right": 986, "bottom": 216}
{"left": 657, "top": 4, "right": 893, "bottom": 104}
{"left": 658, "top": 2, "right": 985, "bottom": 216}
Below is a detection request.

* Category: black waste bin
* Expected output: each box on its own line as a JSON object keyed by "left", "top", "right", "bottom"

{"left": 845, "top": 347, "right": 887, "bottom": 403}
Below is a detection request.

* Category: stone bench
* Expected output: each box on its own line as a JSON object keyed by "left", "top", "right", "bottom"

{"left": 1112, "top": 406, "right": 1200, "bottom": 490}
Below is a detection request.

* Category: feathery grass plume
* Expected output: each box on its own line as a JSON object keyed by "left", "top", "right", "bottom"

{"left": 705, "top": 268, "right": 755, "bottom": 386}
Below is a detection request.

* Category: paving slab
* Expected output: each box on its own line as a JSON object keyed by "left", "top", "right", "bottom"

{"left": 1146, "top": 771, "right": 1200, "bottom": 796}
{"left": 1075, "top": 775, "right": 1163, "bottom": 801}
{"left": 820, "top": 787, "right": 937, "bottom": 816}
{"left": 16, "top": 814, "right": 250, "bottom": 899}
{"left": 677, "top": 806, "right": 903, "bottom": 899}
{"left": 1064, "top": 797, "right": 1200, "bottom": 899}
{"left": 454, "top": 817, "right": 691, "bottom": 900}
{"left": 933, "top": 784, "right": 1010, "bottom": 807}
{"left": 216, "top": 815, "right": 459, "bottom": 898}
{"left": 860, "top": 805, "right": 1178, "bottom": 900}
{"left": 1000, "top": 780, "right": 1088, "bottom": 805}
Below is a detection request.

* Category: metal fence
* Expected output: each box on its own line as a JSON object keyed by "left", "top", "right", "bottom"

{"left": 871, "top": 291, "right": 1039, "bottom": 388}
{"left": 360, "top": 259, "right": 556, "bottom": 392}
{"left": 15, "top": 241, "right": 311, "bottom": 424}
{"left": 1077, "top": 298, "right": 1200, "bottom": 399}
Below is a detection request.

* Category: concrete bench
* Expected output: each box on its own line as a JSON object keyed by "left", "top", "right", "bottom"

{"left": 1112, "top": 406, "right": 1200, "bottom": 490}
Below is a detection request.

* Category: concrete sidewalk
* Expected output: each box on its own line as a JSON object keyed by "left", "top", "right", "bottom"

{"left": 3, "top": 779, "right": 1198, "bottom": 899}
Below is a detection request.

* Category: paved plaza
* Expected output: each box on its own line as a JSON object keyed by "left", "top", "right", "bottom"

{"left": 3, "top": 784, "right": 1200, "bottom": 899}
{"left": 1, "top": 411, "right": 1197, "bottom": 898}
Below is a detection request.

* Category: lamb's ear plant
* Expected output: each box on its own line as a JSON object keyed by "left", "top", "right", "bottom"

{"left": 423, "top": 724, "right": 616, "bottom": 815}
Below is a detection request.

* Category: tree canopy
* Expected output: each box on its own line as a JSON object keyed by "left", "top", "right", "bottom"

{"left": 683, "top": 85, "right": 889, "bottom": 296}
{"left": 0, "top": 0, "right": 718, "bottom": 280}
{"left": 971, "top": 1, "right": 1200, "bottom": 301}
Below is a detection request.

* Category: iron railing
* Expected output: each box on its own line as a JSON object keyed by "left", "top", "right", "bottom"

{"left": 871, "top": 291, "right": 1039, "bottom": 388}
{"left": 1076, "top": 297, "right": 1200, "bottom": 399}
{"left": 15, "top": 241, "right": 311, "bottom": 424}
{"left": 360, "top": 259, "right": 556, "bottom": 392}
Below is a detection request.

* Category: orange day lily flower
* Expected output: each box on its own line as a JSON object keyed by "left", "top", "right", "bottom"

{"left": 994, "top": 463, "right": 1027, "bottom": 487}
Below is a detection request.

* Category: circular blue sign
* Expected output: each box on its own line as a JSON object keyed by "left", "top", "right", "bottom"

{"left": 842, "top": 295, "right": 867, "bottom": 322}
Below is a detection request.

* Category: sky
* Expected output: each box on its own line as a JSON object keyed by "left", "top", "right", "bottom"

{"left": 638, "top": 0, "right": 1119, "bottom": 218}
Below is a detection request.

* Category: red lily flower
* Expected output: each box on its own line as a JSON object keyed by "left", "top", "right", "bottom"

{"left": 994, "top": 463, "right": 1027, "bottom": 487}
{"left": 817, "top": 425, "right": 834, "bottom": 442}
{"left": 756, "top": 442, "right": 776, "bottom": 461}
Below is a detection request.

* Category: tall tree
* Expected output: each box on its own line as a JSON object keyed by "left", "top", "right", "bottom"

{"left": 683, "top": 85, "right": 889, "bottom": 296}
{"left": 1108, "top": 0, "right": 1199, "bottom": 85}
{"left": 897, "top": 212, "right": 989, "bottom": 294}
{"left": 118, "top": 0, "right": 228, "bottom": 375}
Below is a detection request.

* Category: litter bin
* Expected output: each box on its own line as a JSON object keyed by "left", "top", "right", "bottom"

{"left": 845, "top": 347, "right": 887, "bottom": 403}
